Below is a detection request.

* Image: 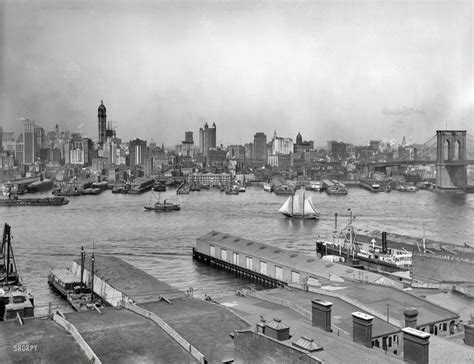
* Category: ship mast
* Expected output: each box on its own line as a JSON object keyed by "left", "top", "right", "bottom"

{"left": 302, "top": 190, "right": 305, "bottom": 219}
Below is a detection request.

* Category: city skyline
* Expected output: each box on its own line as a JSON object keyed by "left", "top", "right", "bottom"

{"left": 1, "top": 1, "right": 472, "bottom": 146}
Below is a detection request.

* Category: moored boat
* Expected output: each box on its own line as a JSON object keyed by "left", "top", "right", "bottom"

{"left": 27, "top": 178, "right": 54, "bottom": 193}
{"left": 0, "top": 196, "right": 69, "bottom": 206}
{"left": 263, "top": 182, "right": 273, "bottom": 192}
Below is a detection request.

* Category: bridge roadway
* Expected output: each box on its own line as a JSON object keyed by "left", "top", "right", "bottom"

{"left": 356, "top": 160, "right": 474, "bottom": 167}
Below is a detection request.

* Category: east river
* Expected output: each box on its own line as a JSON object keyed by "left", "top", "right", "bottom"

{"left": 3, "top": 186, "right": 474, "bottom": 316}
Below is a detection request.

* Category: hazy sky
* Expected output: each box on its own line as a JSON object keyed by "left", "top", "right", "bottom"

{"left": 1, "top": 0, "right": 472, "bottom": 146}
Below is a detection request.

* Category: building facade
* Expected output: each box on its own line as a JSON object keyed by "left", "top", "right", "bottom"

{"left": 199, "top": 123, "right": 216, "bottom": 157}
{"left": 98, "top": 100, "right": 107, "bottom": 145}
{"left": 253, "top": 132, "right": 267, "bottom": 162}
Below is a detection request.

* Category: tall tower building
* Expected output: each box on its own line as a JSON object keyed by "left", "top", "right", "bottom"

{"left": 23, "top": 119, "right": 36, "bottom": 164}
{"left": 199, "top": 122, "right": 216, "bottom": 157}
{"left": 253, "top": 132, "right": 267, "bottom": 162}
{"left": 98, "top": 100, "right": 107, "bottom": 145}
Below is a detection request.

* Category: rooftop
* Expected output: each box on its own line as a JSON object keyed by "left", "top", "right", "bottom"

{"left": 140, "top": 297, "right": 251, "bottom": 363}
{"left": 0, "top": 316, "right": 89, "bottom": 364}
{"left": 66, "top": 307, "right": 198, "bottom": 363}
{"left": 216, "top": 292, "right": 402, "bottom": 363}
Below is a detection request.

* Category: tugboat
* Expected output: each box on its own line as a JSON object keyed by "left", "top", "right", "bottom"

{"left": 144, "top": 193, "right": 180, "bottom": 212}
{"left": 0, "top": 223, "right": 34, "bottom": 321}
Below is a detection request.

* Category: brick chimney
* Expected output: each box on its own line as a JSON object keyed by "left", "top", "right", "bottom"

{"left": 352, "top": 312, "right": 374, "bottom": 348}
{"left": 265, "top": 318, "right": 290, "bottom": 341}
{"left": 464, "top": 323, "right": 474, "bottom": 347}
{"left": 311, "top": 298, "right": 332, "bottom": 332}
{"left": 402, "top": 327, "right": 430, "bottom": 364}
{"left": 404, "top": 307, "right": 419, "bottom": 328}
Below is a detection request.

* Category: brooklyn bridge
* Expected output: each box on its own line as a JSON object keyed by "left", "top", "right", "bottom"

{"left": 358, "top": 130, "right": 474, "bottom": 191}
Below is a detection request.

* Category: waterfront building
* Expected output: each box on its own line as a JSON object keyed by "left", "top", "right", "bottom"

{"left": 186, "top": 172, "right": 230, "bottom": 186}
{"left": 199, "top": 122, "right": 216, "bottom": 157}
{"left": 97, "top": 100, "right": 107, "bottom": 145}
{"left": 253, "top": 132, "right": 267, "bottom": 162}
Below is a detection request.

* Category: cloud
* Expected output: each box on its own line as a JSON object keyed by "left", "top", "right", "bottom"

{"left": 382, "top": 107, "right": 426, "bottom": 116}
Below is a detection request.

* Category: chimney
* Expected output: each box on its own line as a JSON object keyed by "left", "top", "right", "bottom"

{"left": 382, "top": 231, "right": 387, "bottom": 254}
{"left": 464, "top": 323, "right": 474, "bottom": 347}
{"left": 352, "top": 312, "right": 374, "bottom": 348}
{"left": 265, "top": 318, "right": 290, "bottom": 341}
{"left": 404, "top": 307, "right": 419, "bottom": 328}
{"left": 402, "top": 327, "right": 430, "bottom": 364}
{"left": 311, "top": 298, "right": 332, "bottom": 332}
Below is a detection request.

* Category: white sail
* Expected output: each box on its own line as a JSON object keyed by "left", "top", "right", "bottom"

{"left": 279, "top": 193, "right": 319, "bottom": 219}
{"left": 278, "top": 196, "right": 293, "bottom": 215}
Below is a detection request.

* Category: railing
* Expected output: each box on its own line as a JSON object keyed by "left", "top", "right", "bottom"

{"left": 122, "top": 301, "right": 206, "bottom": 363}
{"left": 51, "top": 311, "right": 102, "bottom": 364}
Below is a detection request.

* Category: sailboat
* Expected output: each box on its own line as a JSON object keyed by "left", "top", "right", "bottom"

{"left": 278, "top": 191, "right": 320, "bottom": 219}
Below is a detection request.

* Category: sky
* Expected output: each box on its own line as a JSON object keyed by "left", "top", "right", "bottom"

{"left": 1, "top": 0, "right": 472, "bottom": 147}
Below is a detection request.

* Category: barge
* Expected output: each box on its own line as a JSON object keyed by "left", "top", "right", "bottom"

{"left": 0, "top": 196, "right": 69, "bottom": 206}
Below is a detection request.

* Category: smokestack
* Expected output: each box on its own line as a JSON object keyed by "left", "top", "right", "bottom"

{"left": 402, "top": 327, "right": 430, "bottom": 364}
{"left": 382, "top": 232, "right": 387, "bottom": 254}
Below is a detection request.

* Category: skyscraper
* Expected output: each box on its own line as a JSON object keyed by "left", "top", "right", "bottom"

{"left": 253, "top": 132, "right": 267, "bottom": 162}
{"left": 199, "top": 122, "right": 216, "bottom": 157}
{"left": 23, "top": 119, "right": 35, "bottom": 164}
{"left": 129, "top": 138, "right": 148, "bottom": 169}
{"left": 98, "top": 100, "right": 107, "bottom": 145}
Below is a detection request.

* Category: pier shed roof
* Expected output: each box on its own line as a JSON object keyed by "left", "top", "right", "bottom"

{"left": 66, "top": 307, "right": 198, "bottom": 363}
{"left": 337, "top": 283, "right": 459, "bottom": 327}
{"left": 140, "top": 297, "right": 251, "bottom": 363}
{"left": 197, "top": 231, "right": 397, "bottom": 286}
{"left": 76, "top": 255, "right": 184, "bottom": 303}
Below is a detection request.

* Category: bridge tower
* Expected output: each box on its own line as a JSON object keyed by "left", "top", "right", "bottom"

{"left": 436, "top": 130, "right": 467, "bottom": 190}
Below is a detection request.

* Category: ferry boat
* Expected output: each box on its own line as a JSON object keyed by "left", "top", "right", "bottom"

{"left": 306, "top": 181, "right": 324, "bottom": 192}
{"left": 0, "top": 196, "right": 69, "bottom": 206}
{"left": 263, "top": 182, "right": 273, "bottom": 192}
{"left": 0, "top": 223, "right": 34, "bottom": 321}
{"left": 274, "top": 184, "right": 294, "bottom": 195}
